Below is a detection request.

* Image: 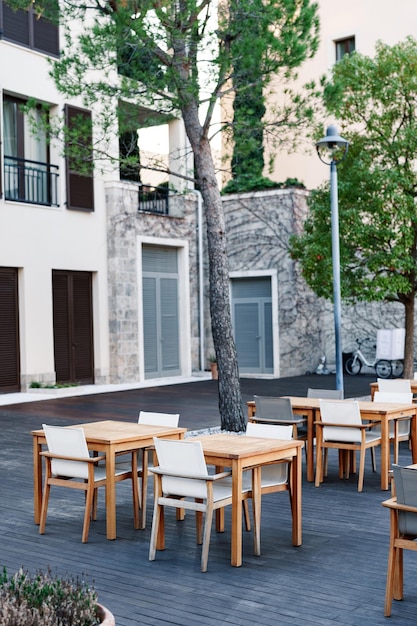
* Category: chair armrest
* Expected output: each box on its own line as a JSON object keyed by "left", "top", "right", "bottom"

{"left": 382, "top": 496, "right": 417, "bottom": 514}
{"left": 40, "top": 451, "right": 106, "bottom": 464}
{"left": 314, "top": 422, "right": 371, "bottom": 429}
{"left": 150, "top": 467, "right": 231, "bottom": 481}
{"left": 250, "top": 416, "right": 306, "bottom": 425}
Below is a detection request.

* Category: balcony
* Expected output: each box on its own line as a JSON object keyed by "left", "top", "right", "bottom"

{"left": 138, "top": 184, "right": 169, "bottom": 215}
{"left": 4, "top": 156, "right": 59, "bottom": 207}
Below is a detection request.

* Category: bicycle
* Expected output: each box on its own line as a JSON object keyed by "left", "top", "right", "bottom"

{"left": 345, "top": 337, "right": 393, "bottom": 378}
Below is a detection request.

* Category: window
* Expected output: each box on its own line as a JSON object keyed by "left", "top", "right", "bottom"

{"left": 64, "top": 105, "right": 94, "bottom": 212}
{"left": 335, "top": 36, "right": 355, "bottom": 62}
{"left": 3, "top": 95, "right": 58, "bottom": 206}
{"left": 0, "top": 0, "right": 59, "bottom": 56}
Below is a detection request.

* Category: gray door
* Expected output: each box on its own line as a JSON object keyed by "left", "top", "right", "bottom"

{"left": 232, "top": 277, "right": 273, "bottom": 374}
{"left": 142, "top": 246, "right": 180, "bottom": 378}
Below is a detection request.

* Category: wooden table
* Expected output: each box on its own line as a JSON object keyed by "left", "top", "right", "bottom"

{"left": 191, "top": 433, "right": 303, "bottom": 567}
{"left": 247, "top": 398, "right": 417, "bottom": 490}
{"left": 370, "top": 380, "right": 417, "bottom": 400}
{"left": 32, "top": 420, "right": 186, "bottom": 540}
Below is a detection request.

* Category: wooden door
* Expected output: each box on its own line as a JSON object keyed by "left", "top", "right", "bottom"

{"left": 52, "top": 270, "right": 94, "bottom": 384}
{"left": 0, "top": 267, "right": 20, "bottom": 392}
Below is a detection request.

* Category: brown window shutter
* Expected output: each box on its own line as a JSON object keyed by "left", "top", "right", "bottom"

{"left": 0, "top": 267, "right": 20, "bottom": 392}
{"left": 72, "top": 272, "right": 94, "bottom": 381}
{"left": 64, "top": 104, "right": 94, "bottom": 212}
{"left": 52, "top": 271, "right": 71, "bottom": 381}
{"left": 33, "top": 13, "right": 59, "bottom": 56}
{"left": 2, "top": 3, "right": 30, "bottom": 47}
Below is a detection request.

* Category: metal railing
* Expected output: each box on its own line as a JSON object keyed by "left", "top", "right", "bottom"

{"left": 4, "top": 155, "right": 59, "bottom": 207}
{"left": 138, "top": 184, "right": 169, "bottom": 215}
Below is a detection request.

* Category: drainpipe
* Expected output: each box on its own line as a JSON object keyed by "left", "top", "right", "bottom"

{"left": 191, "top": 189, "right": 205, "bottom": 372}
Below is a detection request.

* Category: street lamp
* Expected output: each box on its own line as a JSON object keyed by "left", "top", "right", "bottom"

{"left": 316, "top": 125, "right": 349, "bottom": 393}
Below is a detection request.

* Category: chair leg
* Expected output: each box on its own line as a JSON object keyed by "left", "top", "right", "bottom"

{"left": 243, "top": 500, "right": 251, "bottom": 532}
{"left": 39, "top": 480, "right": 51, "bottom": 535}
{"left": 315, "top": 442, "right": 323, "bottom": 487}
{"left": 149, "top": 499, "right": 162, "bottom": 562}
{"left": 131, "top": 452, "right": 140, "bottom": 530}
{"left": 140, "top": 449, "right": 148, "bottom": 529}
{"left": 358, "top": 446, "right": 366, "bottom": 492}
{"left": 196, "top": 500, "right": 204, "bottom": 544}
{"left": 201, "top": 501, "right": 214, "bottom": 573}
{"left": 371, "top": 447, "right": 376, "bottom": 473}
{"left": 385, "top": 509, "right": 401, "bottom": 616}
{"left": 82, "top": 484, "right": 95, "bottom": 543}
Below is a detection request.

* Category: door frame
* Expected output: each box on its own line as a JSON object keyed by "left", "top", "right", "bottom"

{"left": 230, "top": 269, "right": 280, "bottom": 377}
{"left": 137, "top": 235, "right": 191, "bottom": 381}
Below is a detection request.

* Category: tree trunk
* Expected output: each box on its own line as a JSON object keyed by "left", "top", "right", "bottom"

{"left": 182, "top": 104, "right": 246, "bottom": 432}
{"left": 403, "top": 296, "right": 415, "bottom": 379}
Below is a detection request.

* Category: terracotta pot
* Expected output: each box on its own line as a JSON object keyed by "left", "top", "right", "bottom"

{"left": 97, "top": 603, "right": 115, "bottom": 625}
{"left": 210, "top": 362, "right": 218, "bottom": 380}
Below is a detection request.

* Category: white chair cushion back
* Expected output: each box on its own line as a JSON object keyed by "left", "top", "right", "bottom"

{"left": 246, "top": 422, "right": 293, "bottom": 440}
{"left": 154, "top": 438, "right": 209, "bottom": 500}
{"left": 319, "top": 400, "right": 362, "bottom": 442}
{"left": 246, "top": 422, "right": 291, "bottom": 486}
{"left": 138, "top": 411, "right": 180, "bottom": 427}
{"left": 307, "top": 388, "right": 343, "bottom": 399}
{"left": 42, "top": 424, "right": 90, "bottom": 479}
{"left": 377, "top": 378, "right": 411, "bottom": 393}
{"left": 374, "top": 391, "right": 413, "bottom": 404}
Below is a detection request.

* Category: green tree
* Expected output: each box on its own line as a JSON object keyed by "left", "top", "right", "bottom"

{"left": 290, "top": 37, "right": 417, "bottom": 378}
{"left": 8, "top": 0, "right": 317, "bottom": 429}
{"left": 227, "top": 0, "right": 319, "bottom": 192}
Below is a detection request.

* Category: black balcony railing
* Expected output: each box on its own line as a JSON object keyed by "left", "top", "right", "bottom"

{"left": 138, "top": 184, "right": 169, "bottom": 215}
{"left": 4, "top": 155, "right": 59, "bottom": 207}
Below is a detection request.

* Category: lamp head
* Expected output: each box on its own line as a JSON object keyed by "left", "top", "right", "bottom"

{"left": 316, "top": 125, "right": 349, "bottom": 165}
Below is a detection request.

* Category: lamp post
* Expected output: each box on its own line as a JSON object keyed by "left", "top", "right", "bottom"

{"left": 316, "top": 125, "right": 349, "bottom": 393}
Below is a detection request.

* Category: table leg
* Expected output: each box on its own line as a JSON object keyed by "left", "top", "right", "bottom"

{"left": 410, "top": 412, "right": 417, "bottom": 463}
{"left": 33, "top": 435, "right": 42, "bottom": 524}
{"left": 252, "top": 466, "right": 261, "bottom": 556}
{"left": 291, "top": 447, "right": 302, "bottom": 546}
{"left": 106, "top": 446, "right": 117, "bottom": 540}
{"left": 306, "top": 409, "right": 315, "bottom": 482}
{"left": 381, "top": 416, "right": 389, "bottom": 491}
{"left": 231, "top": 459, "right": 243, "bottom": 567}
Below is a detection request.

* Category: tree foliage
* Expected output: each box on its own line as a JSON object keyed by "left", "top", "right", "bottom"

{"left": 228, "top": 0, "right": 319, "bottom": 191}
{"left": 290, "top": 37, "right": 417, "bottom": 376}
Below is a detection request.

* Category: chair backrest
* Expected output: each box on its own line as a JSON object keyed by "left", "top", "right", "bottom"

{"left": 307, "top": 388, "right": 344, "bottom": 399}
{"left": 377, "top": 378, "right": 411, "bottom": 393}
{"left": 374, "top": 391, "right": 413, "bottom": 404}
{"left": 253, "top": 396, "right": 293, "bottom": 421}
{"left": 138, "top": 411, "right": 180, "bottom": 427}
{"left": 153, "top": 437, "right": 208, "bottom": 499}
{"left": 246, "top": 422, "right": 293, "bottom": 440}
{"left": 318, "top": 400, "right": 362, "bottom": 442}
{"left": 42, "top": 424, "right": 90, "bottom": 479}
{"left": 392, "top": 465, "right": 417, "bottom": 536}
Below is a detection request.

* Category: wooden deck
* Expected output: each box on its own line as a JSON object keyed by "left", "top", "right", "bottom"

{"left": 2, "top": 375, "right": 417, "bottom": 625}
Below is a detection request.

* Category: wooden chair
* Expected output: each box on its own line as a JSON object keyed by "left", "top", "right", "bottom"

{"left": 40, "top": 424, "right": 139, "bottom": 542}
{"left": 307, "top": 388, "right": 344, "bottom": 399}
{"left": 116, "top": 411, "right": 180, "bottom": 529}
{"left": 373, "top": 391, "right": 413, "bottom": 464}
{"left": 377, "top": 378, "right": 412, "bottom": 394}
{"left": 383, "top": 464, "right": 417, "bottom": 616}
{"left": 315, "top": 400, "right": 382, "bottom": 492}
{"left": 252, "top": 396, "right": 306, "bottom": 440}
{"left": 149, "top": 437, "right": 235, "bottom": 572}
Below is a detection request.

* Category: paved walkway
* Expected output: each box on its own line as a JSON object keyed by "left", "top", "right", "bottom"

{"left": 3, "top": 373, "right": 411, "bottom": 626}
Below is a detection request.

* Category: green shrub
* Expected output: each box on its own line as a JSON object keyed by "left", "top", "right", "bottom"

{"left": 0, "top": 567, "right": 100, "bottom": 626}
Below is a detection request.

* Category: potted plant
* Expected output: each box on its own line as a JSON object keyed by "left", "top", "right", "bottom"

{"left": 208, "top": 355, "right": 218, "bottom": 380}
{"left": 0, "top": 567, "right": 115, "bottom": 625}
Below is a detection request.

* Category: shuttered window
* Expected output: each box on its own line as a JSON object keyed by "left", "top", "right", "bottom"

{"left": 0, "top": 1, "right": 59, "bottom": 57}
{"left": 64, "top": 105, "right": 94, "bottom": 212}
{"left": 52, "top": 270, "right": 94, "bottom": 384}
{"left": 0, "top": 267, "right": 20, "bottom": 392}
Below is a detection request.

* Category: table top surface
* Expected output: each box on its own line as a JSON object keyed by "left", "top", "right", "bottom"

{"left": 192, "top": 433, "right": 303, "bottom": 459}
{"left": 248, "top": 397, "right": 416, "bottom": 414}
{"left": 31, "top": 420, "right": 187, "bottom": 444}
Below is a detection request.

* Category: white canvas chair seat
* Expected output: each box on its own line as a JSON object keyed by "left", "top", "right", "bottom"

{"left": 315, "top": 400, "right": 382, "bottom": 492}
{"left": 40, "top": 424, "right": 139, "bottom": 542}
{"left": 115, "top": 411, "right": 180, "bottom": 529}
{"left": 149, "top": 437, "right": 240, "bottom": 572}
{"left": 383, "top": 465, "right": 417, "bottom": 616}
{"left": 307, "top": 388, "right": 344, "bottom": 399}
{"left": 372, "top": 391, "right": 413, "bottom": 464}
